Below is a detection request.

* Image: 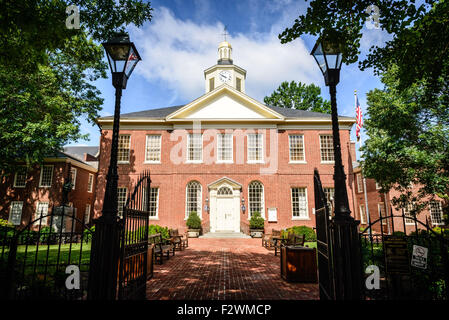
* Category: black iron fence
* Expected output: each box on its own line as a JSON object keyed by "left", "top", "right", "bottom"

{"left": 360, "top": 210, "right": 449, "bottom": 300}
{"left": 0, "top": 206, "right": 93, "bottom": 300}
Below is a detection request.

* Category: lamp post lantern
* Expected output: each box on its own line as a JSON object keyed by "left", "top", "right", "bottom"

{"left": 88, "top": 33, "right": 141, "bottom": 300}
{"left": 311, "top": 36, "right": 362, "bottom": 300}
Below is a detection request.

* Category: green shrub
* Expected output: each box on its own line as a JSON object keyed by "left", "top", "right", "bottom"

{"left": 281, "top": 226, "right": 316, "bottom": 242}
{"left": 186, "top": 212, "right": 202, "bottom": 230}
{"left": 148, "top": 225, "right": 170, "bottom": 239}
{"left": 83, "top": 226, "right": 95, "bottom": 241}
{"left": 39, "top": 226, "right": 57, "bottom": 244}
{"left": 0, "top": 219, "right": 13, "bottom": 228}
{"left": 392, "top": 231, "right": 406, "bottom": 237}
{"left": 249, "top": 212, "right": 264, "bottom": 229}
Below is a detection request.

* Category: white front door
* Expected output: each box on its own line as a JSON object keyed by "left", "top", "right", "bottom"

{"left": 216, "top": 197, "right": 235, "bottom": 231}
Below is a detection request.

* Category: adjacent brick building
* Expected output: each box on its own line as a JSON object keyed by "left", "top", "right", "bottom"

{"left": 0, "top": 147, "right": 99, "bottom": 228}
{"left": 94, "top": 41, "right": 358, "bottom": 234}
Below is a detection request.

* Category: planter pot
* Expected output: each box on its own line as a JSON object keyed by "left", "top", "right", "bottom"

{"left": 250, "top": 229, "right": 264, "bottom": 238}
{"left": 187, "top": 229, "right": 200, "bottom": 238}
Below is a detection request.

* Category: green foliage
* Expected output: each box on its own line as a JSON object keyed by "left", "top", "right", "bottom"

{"left": 281, "top": 226, "right": 317, "bottom": 242}
{"left": 186, "top": 212, "right": 202, "bottom": 230}
{"left": 392, "top": 231, "right": 406, "bottom": 237}
{"left": 83, "top": 226, "right": 95, "bottom": 241}
{"left": 361, "top": 66, "right": 449, "bottom": 214}
{"left": 0, "top": 0, "right": 153, "bottom": 173}
{"left": 148, "top": 225, "right": 170, "bottom": 239}
{"left": 39, "top": 226, "right": 57, "bottom": 244}
{"left": 0, "top": 219, "right": 14, "bottom": 228}
{"left": 264, "top": 81, "right": 331, "bottom": 114}
{"left": 249, "top": 212, "right": 265, "bottom": 229}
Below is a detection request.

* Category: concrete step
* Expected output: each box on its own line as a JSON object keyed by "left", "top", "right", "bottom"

{"left": 199, "top": 231, "right": 252, "bottom": 239}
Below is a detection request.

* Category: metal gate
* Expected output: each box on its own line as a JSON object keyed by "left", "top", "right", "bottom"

{"left": 313, "top": 169, "right": 335, "bottom": 300}
{"left": 0, "top": 206, "right": 93, "bottom": 300}
{"left": 118, "top": 170, "right": 151, "bottom": 300}
{"left": 360, "top": 208, "right": 449, "bottom": 300}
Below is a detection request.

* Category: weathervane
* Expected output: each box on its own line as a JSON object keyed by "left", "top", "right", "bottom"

{"left": 222, "top": 26, "right": 228, "bottom": 42}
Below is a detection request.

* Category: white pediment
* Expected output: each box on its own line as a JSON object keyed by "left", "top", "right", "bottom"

{"left": 166, "top": 85, "right": 284, "bottom": 121}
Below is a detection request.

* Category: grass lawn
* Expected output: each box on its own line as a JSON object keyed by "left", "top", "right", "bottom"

{"left": 304, "top": 241, "right": 317, "bottom": 249}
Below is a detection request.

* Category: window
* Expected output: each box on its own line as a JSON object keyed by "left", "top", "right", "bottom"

{"left": 359, "top": 204, "right": 366, "bottom": 224}
{"left": 209, "top": 78, "right": 214, "bottom": 91}
{"left": 117, "top": 187, "right": 128, "bottom": 218}
{"left": 378, "top": 202, "right": 386, "bottom": 225}
{"left": 70, "top": 168, "right": 77, "bottom": 190}
{"left": 217, "top": 133, "right": 233, "bottom": 162}
{"left": 187, "top": 133, "right": 202, "bottom": 162}
{"left": 247, "top": 133, "right": 263, "bottom": 162}
{"left": 35, "top": 202, "right": 49, "bottom": 226}
{"left": 404, "top": 203, "right": 415, "bottom": 225}
{"left": 118, "top": 135, "right": 131, "bottom": 163}
{"left": 236, "top": 78, "right": 241, "bottom": 91}
{"left": 13, "top": 167, "right": 27, "bottom": 188}
{"left": 39, "top": 165, "right": 53, "bottom": 187}
{"left": 143, "top": 187, "right": 159, "bottom": 218}
{"left": 430, "top": 201, "right": 444, "bottom": 226}
{"left": 9, "top": 201, "right": 23, "bottom": 225}
{"left": 145, "top": 135, "right": 161, "bottom": 162}
{"left": 85, "top": 204, "right": 91, "bottom": 224}
{"left": 319, "top": 135, "right": 334, "bottom": 162}
{"left": 323, "top": 187, "right": 335, "bottom": 211}
{"left": 356, "top": 174, "right": 363, "bottom": 193}
{"left": 87, "top": 174, "right": 94, "bottom": 193}
{"left": 291, "top": 188, "right": 308, "bottom": 219}
{"left": 186, "top": 181, "right": 202, "bottom": 218}
{"left": 248, "top": 181, "right": 264, "bottom": 218}
{"left": 289, "top": 135, "right": 305, "bottom": 162}
{"left": 218, "top": 186, "right": 232, "bottom": 195}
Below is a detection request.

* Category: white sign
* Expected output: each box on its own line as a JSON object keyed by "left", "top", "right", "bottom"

{"left": 267, "top": 208, "right": 277, "bottom": 222}
{"left": 411, "top": 245, "right": 428, "bottom": 269}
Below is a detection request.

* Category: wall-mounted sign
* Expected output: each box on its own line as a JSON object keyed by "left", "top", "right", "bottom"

{"left": 268, "top": 208, "right": 277, "bottom": 222}
{"left": 411, "top": 245, "right": 428, "bottom": 269}
{"left": 384, "top": 236, "right": 410, "bottom": 274}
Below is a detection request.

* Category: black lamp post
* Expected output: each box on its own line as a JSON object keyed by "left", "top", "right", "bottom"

{"left": 88, "top": 33, "right": 141, "bottom": 300}
{"left": 311, "top": 37, "right": 361, "bottom": 299}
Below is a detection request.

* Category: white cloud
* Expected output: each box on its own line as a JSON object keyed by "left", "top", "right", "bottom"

{"left": 130, "top": 7, "right": 320, "bottom": 102}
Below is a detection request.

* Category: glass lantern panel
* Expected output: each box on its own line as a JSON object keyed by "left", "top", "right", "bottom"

{"left": 124, "top": 47, "right": 139, "bottom": 78}
{"left": 312, "top": 43, "right": 327, "bottom": 74}
{"left": 322, "top": 41, "right": 342, "bottom": 69}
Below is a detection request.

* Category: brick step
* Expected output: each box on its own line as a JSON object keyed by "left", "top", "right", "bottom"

{"left": 199, "top": 231, "right": 252, "bottom": 239}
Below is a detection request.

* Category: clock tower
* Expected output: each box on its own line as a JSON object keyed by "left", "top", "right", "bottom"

{"left": 204, "top": 41, "right": 247, "bottom": 93}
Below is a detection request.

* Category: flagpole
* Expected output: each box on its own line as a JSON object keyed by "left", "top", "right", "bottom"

{"left": 355, "top": 90, "right": 372, "bottom": 239}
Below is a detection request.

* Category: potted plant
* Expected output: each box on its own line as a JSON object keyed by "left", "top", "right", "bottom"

{"left": 186, "top": 211, "right": 202, "bottom": 238}
{"left": 249, "top": 212, "right": 265, "bottom": 238}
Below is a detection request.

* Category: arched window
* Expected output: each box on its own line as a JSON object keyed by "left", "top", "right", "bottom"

{"left": 186, "top": 181, "right": 202, "bottom": 218}
{"left": 248, "top": 181, "right": 264, "bottom": 218}
{"left": 218, "top": 186, "right": 233, "bottom": 196}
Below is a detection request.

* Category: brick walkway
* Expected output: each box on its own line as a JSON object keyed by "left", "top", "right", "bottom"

{"left": 146, "top": 238, "right": 319, "bottom": 300}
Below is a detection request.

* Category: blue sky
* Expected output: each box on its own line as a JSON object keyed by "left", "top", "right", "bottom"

{"left": 69, "top": 0, "right": 391, "bottom": 160}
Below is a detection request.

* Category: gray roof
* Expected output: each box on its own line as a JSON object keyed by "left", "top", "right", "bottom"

{"left": 99, "top": 104, "right": 353, "bottom": 120}
{"left": 63, "top": 146, "right": 99, "bottom": 161}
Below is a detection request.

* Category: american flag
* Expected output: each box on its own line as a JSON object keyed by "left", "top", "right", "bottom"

{"left": 355, "top": 93, "right": 363, "bottom": 141}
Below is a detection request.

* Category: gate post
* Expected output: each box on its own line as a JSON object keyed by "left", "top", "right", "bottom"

{"left": 331, "top": 214, "right": 362, "bottom": 300}
{"left": 87, "top": 216, "right": 121, "bottom": 300}
{"left": 4, "top": 236, "right": 18, "bottom": 299}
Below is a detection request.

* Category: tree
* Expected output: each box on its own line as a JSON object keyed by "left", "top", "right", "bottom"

{"left": 278, "top": 1, "right": 449, "bottom": 115}
{"left": 0, "top": 1, "right": 153, "bottom": 173}
{"left": 362, "top": 65, "right": 449, "bottom": 215}
{"left": 263, "top": 81, "right": 331, "bottom": 114}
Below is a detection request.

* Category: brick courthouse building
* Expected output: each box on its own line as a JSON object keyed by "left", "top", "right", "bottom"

{"left": 94, "top": 41, "right": 357, "bottom": 234}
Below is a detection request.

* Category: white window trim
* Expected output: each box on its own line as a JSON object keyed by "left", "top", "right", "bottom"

{"left": 291, "top": 187, "right": 310, "bottom": 220}
{"left": 35, "top": 202, "right": 49, "bottom": 226}
{"left": 13, "top": 168, "right": 27, "bottom": 188}
{"left": 185, "top": 182, "right": 202, "bottom": 220}
{"left": 319, "top": 135, "right": 335, "bottom": 164}
{"left": 288, "top": 135, "right": 307, "bottom": 164}
{"left": 39, "top": 165, "right": 54, "bottom": 188}
{"left": 356, "top": 174, "right": 363, "bottom": 193}
{"left": 87, "top": 173, "right": 94, "bottom": 193}
{"left": 85, "top": 204, "right": 91, "bottom": 224}
{"left": 71, "top": 168, "right": 77, "bottom": 190}
{"left": 430, "top": 201, "right": 445, "bottom": 226}
{"left": 144, "top": 134, "right": 162, "bottom": 164}
{"left": 186, "top": 133, "right": 203, "bottom": 163}
{"left": 378, "top": 202, "right": 387, "bottom": 225}
{"left": 9, "top": 201, "right": 23, "bottom": 225}
{"left": 247, "top": 133, "right": 264, "bottom": 164}
{"left": 247, "top": 182, "right": 265, "bottom": 220}
{"left": 118, "top": 134, "right": 131, "bottom": 164}
{"left": 404, "top": 203, "right": 416, "bottom": 225}
{"left": 149, "top": 187, "right": 160, "bottom": 220}
{"left": 216, "top": 133, "right": 234, "bottom": 164}
{"left": 360, "top": 204, "right": 366, "bottom": 224}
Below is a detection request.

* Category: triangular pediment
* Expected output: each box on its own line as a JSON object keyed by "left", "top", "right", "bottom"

{"left": 208, "top": 177, "right": 242, "bottom": 190}
{"left": 166, "top": 85, "right": 284, "bottom": 121}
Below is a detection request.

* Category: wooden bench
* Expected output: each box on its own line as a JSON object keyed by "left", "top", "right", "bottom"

{"left": 262, "top": 229, "right": 281, "bottom": 249}
{"left": 148, "top": 233, "right": 175, "bottom": 264}
{"left": 169, "top": 229, "right": 188, "bottom": 251}
{"left": 274, "top": 232, "right": 306, "bottom": 256}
